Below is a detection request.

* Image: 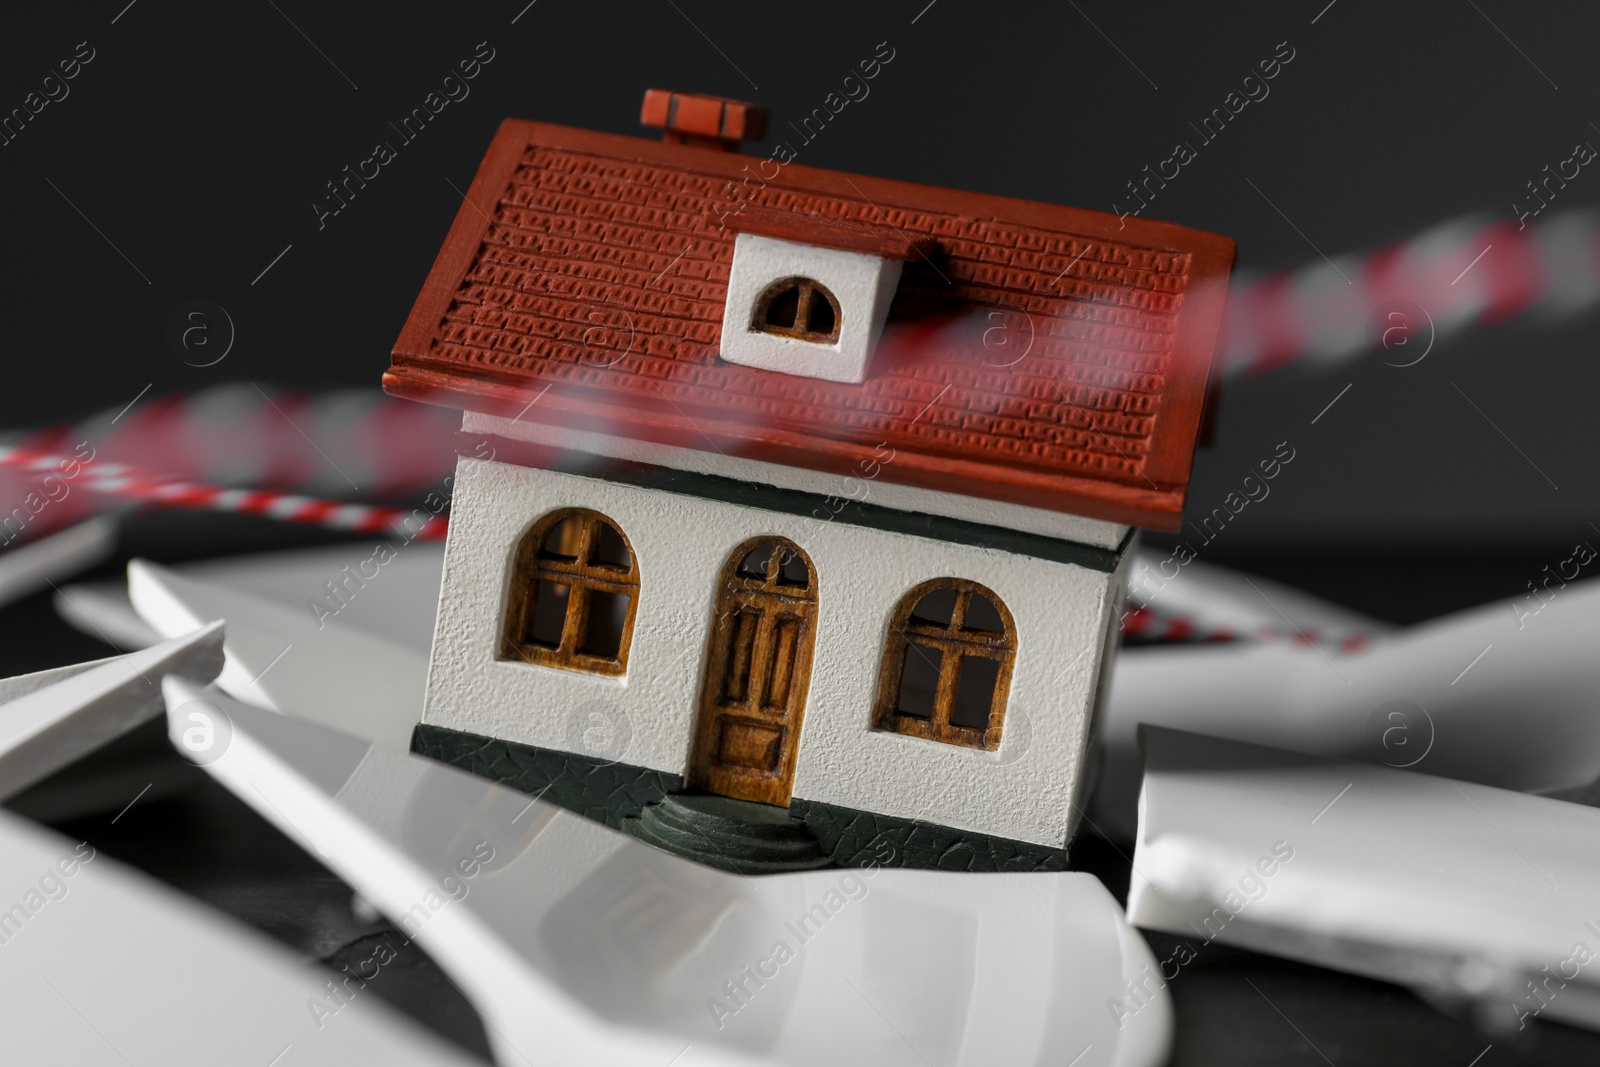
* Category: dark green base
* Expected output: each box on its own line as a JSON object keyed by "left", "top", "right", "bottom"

{"left": 411, "top": 722, "right": 1068, "bottom": 873}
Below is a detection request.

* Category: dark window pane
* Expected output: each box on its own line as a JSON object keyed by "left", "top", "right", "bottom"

{"left": 950, "top": 655, "right": 1001, "bottom": 730}
{"left": 529, "top": 579, "right": 571, "bottom": 649}
{"left": 763, "top": 285, "right": 800, "bottom": 329}
{"left": 806, "top": 290, "right": 836, "bottom": 336}
{"left": 895, "top": 643, "right": 943, "bottom": 719}
{"left": 909, "top": 587, "right": 957, "bottom": 627}
{"left": 539, "top": 516, "right": 581, "bottom": 561}
{"left": 578, "top": 590, "right": 629, "bottom": 660}
{"left": 777, "top": 545, "right": 809, "bottom": 586}
{"left": 591, "top": 521, "right": 631, "bottom": 570}
{"left": 739, "top": 543, "right": 772, "bottom": 579}
{"left": 963, "top": 594, "right": 1005, "bottom": 634}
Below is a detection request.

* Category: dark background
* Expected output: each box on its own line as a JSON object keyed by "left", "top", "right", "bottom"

{"left": 3, "top": 2, "right": 1599, "bottom": 1064}
{"left": 2, "top": 0, "right": 1594, "bottom": 557}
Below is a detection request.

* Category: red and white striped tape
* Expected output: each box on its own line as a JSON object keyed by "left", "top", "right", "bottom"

{"left": 1219, "top": 208, "right": 1600, "bottom": 377}
{"left": 0, "top": 446, "right": 448, "bottom": 541}
{"left": 1120, "top": 604, "right": 1372, "bottom": 652}
{"left": 0, "top": 203, "right": 1589, "bottom": 545}
{"left": 0, "top": 200, "right": 1585, "bottom": 640}
{"left": 0, "top": 384, "right": 461, "bottom": 546}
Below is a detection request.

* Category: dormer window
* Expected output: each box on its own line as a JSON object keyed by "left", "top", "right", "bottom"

{"left": 754, "top": 277, "right": 841, "bottom": 343}
{"left": 719, "top": 207, "right": 935, "bottom": 384}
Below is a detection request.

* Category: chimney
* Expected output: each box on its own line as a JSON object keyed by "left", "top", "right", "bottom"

{"left": 640, "top": 89, "right": 766, "bottom": 152}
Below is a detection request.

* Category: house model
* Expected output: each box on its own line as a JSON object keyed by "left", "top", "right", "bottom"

{"left": 386, "top": 90, "right": 1234, "bottom": 873}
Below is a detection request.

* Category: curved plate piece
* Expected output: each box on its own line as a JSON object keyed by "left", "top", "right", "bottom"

{"left": 163, "top": 678, "right": 1171, "bottom": 1067}
{"left": 0, "top": 807, "right": 469, "bottom": 1065}
{"left": 1098, "top": 576, "right": 1600, "bottom": 840}
{"left": 0, "top": 517, "right": 118, "bottom": 611}
{"left": 1130, "top": 726, "right": 1600, "bottom": 1034}
{"left": 129, "top": 559, "right": 424, "bottom": 749}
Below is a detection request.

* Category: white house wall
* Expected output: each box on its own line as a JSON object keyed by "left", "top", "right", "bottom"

{"left": 424, "top": 455, "right": 1122, "bottom": 850}
{"left": 1069, "top": 541, "right": 1135, "bottom": 844}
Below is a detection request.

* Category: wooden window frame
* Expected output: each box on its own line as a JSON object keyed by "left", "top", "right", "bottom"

{"left": 499, "top": 508, "right": 640, "bottom": 677}
{"left": 751, "top": 276, "right": 842, "bottom": 343}
{"left": 873, "top": 578, "right": 1016, "bottom": 751}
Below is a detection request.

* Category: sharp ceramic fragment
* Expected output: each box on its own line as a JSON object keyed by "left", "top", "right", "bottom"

{"left": 128, "top": 559, "right": 424, "bottom": 749}
{"left": 165, "top": 678, "right": 1172, "bottom": 1067}
{"left": 0, "top": 623, "right": 224, "bottom": 800}
{"left": 0, "top": 516, "right": 118, "bottom": 610}
{"left": 0, "top": 647, "right": 209, "bottom": 821}
{"left": 1093, "top": 577, "right": 1600, "bottom": 840}
{"left": 1129, "top": 726, "right": 1600, "bottom": 1034}
{"left": 0, "top": 653, "right": 118, "bottom": 704}
{"left": 0, "top": 807, "right": 471, "bottom": 1064}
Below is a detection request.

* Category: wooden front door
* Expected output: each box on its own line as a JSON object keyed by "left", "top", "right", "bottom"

{"left": 687, "top": 537, "right": 817, "bottom": 807}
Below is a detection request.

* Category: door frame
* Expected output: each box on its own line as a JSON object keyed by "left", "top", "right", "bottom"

{"left": 685, "top": 537, "right": 818, "bottom": 807}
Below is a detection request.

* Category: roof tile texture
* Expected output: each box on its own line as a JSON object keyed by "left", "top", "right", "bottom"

{"left": 387, "top": 121, "right": 1234, "bottom": 530}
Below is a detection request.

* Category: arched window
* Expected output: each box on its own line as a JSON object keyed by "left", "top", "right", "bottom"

{"left": 873, "top": 579, "right": 1015, "bottom": 750}
{"left": 752, "top": 276, "right": 841, "bottom": 343}
{"left": 500, "top": 509, "right": 639, "bottom": 676}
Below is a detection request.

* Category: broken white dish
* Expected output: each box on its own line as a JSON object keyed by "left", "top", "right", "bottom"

{"left": 181, "top": 539, "right": 446, "bottom": 654}
{"left": 53, "top": 579, "right": 159, "bottom": 650}
{"left": 1129, "top": 725, "right": 1600, "bottom": 1034}
{"left": 58, "top": 539, "right": 445, "bottom": 653}
{"left": 1093, "top": 577, "right": 1600, "bottom": 840}
{"left": 0, "top": 805, "right": 473, "bottom": 1065}
{"left": 0, "top": 516, "right": 117, "bottom": 610}
{"left": 4, "top": 721, "right": 204, "bottom": 824}
{"left": 164, "top": 677, "right": 1172, "bottom": 1067}
{"left": 0, "top": 623, "right": 223, "bottom": 800}
{"left": 129, "top": 559, "right": 424, "bottom": 749}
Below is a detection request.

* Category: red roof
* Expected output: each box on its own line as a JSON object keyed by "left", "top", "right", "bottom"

{"left": 385, "top": 118, "right": 1235, "bottom": 531}
{"left": 725, "top": 205, "right": 936, "bottom": 260}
